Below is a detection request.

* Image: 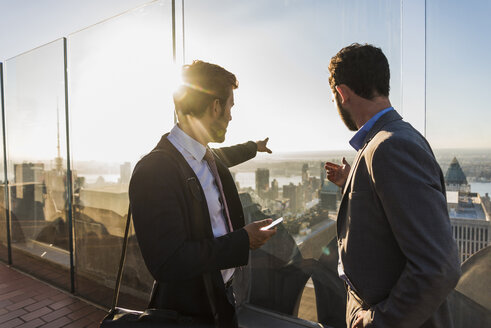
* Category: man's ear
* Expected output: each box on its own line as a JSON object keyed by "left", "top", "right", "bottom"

{"left": 335, "top": 84, "right": 350, "bottom": 104}
{"left": 209, "top": 99, "right": 221, "bottom": 117}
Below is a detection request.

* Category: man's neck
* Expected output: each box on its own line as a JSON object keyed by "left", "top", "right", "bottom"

{"left": 354, "top": 97, "right": 392, "bottom": 128}
{"left": 177, "top": 122, "right": 209, "bottom": 147}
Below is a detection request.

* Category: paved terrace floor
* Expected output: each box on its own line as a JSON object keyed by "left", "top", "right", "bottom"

{"left": 0, "top": 263, "right": 107, "bottom": 328}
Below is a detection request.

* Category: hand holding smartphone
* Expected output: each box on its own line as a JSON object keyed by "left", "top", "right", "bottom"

{"left": 260, "top": 217, "right": 283, "bottom": 231}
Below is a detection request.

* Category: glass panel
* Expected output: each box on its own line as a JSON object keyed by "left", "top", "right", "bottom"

{"left": 426, "top": 0, "right": 491, "bottom": 325}
{"left": 185, "top": 0, "right": 402, "bottom": 325}
{"left": 0, "top": 62, "right": 8, "bottom": 262}
{"left": 68, "top": 0, "right": 174, "bottom": 308}
{"left": 426, "top": 0, "right": 491, "bottom": 259}
{"left": 3, "top": 39, "right": 70, "bottom": 289}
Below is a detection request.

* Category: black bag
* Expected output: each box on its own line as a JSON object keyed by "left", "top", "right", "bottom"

{"left": 101, "top": 307, "right": 214, "bottom": 327}
{"left": 100, "top": 205, "right": 217, "bottom": 327}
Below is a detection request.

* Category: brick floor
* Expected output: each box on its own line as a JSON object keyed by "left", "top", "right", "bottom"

{"left": 0, "top": 263, "right": 107, "bottom": 327}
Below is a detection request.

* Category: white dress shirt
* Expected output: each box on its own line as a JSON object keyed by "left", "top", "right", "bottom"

{"left": 167, "top": 124, "right": 234, "bottom": 283}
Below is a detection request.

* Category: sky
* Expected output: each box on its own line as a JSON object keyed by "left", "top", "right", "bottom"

{"left": 425, "top": 0, "right": 491, "bottom": 149}
{"left": 0, "top": 0, "right": 150, "bottom": 60}
{"left": 0, "top": 0, "right": 490, "bottom": 164}
{"left": 183, "top": 0, "right": 402, "bottom": 153}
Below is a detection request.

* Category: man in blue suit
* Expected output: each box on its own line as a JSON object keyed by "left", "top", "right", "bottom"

{"left": 325, "top": 43, "right": 461, "bottom": 328}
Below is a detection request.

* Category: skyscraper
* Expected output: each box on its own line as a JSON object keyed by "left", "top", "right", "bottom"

{"left": 283, "top": 183, "right": 303, "bottom": 212}
{"left": 445, "top": 157, "right": 470, "bottom": 193}
{"left": 270, "top": 179, "right": 279, "bottom": 200}
{"left": 445, "top": 157, "right": 490, "bottom": 262}
{"left": 302, "top": 163, "right": 309, "bottom": 184}
{"left": 255, "top": 168, "right": 270, "bottom": 198}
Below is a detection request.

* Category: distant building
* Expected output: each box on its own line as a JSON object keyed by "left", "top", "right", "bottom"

{"left": 310, "top": 176, "right": 321, "bottom": 191}
{"left": 448, "top": 191, "right": 490, "bottom": 263}
{"left": 255, "top": 168, "right": 270, "bottom": 198}
{"left": 270, "top": 179, "right": 279, "bottom": 200}
{"left": 319, "top": 181, "right": 339, "bottom": 211}
{"left": 302, "top": 163, "right": 309, "bottom": 184}
{"left": 303, "top": 186, "right": 313, "bottom": 203}
{"left": 13, "top": 163, "right": 45, "bottom": 216}
{"left": 283, "top": 183, "right": 303, "bottom": 211}
{"left": 481, "top": 193, "right": 491, "bottom": 216}
{"left": 445, "top": 157, "right": 470, "bottom": 193}
{"left": 445, "top": 158, "right": 490, "bottom": 263}
{"left": 119, "top": 162, "right": 131, "bottom": 185}
{"left": 320, "top": 162, "right": 325, "bottom": 187}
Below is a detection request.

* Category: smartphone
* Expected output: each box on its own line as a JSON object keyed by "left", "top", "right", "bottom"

{"left": 260, "top": 217, "right": 283, "bottom": 231}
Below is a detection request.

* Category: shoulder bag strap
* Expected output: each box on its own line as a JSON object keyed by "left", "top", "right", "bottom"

{"left": 110, "top": 205, "right": 132, "bottom": 311}
{"left": 110, "top": 148, "right": 219, "bottom": 325}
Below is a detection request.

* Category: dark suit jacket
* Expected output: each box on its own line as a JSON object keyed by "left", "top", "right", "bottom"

{"left": 129, "top": 134, "right": 257, "bottom": 327}
{"left": 337, "top": 110, "right": 461, "bottom": 327}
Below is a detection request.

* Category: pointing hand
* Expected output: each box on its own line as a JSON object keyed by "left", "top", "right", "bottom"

{"left": 324, "top": 157, "right": 351, "bottom": 188}
{"left": 256, "top": 137, "right": 272, "bottom": 154}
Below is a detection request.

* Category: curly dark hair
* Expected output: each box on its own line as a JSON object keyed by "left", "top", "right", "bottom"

{"left": 173, "top": 60, "right": 238, "bottom": 117}
{"left": 328, "top": 43, "right": 390, "bottom": 99}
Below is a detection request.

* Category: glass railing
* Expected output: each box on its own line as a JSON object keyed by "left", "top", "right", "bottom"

{"left": 0, "top": 0, "right": 489, "bottom": 327}
{"left": 0, "top": 62, "right": 7, "bottom": 263}
{"left": 3, "top": 38, "right": 71, "bottom": 290}
{"left": 184, "top": 0, "right": 402, "bottom": 325}
{"left": 66, "top": 0, "right": 174, "bottom": 308}
{"left": 426, "top": 0, "right": 491, "bottom": 325}
{"left": 426, "top": 0, "right": 491, "bottom": 268}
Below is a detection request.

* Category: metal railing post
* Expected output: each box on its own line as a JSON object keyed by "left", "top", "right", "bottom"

{"left": 0, "top": 62, "right": 12, "bottom": 265}
{"left": 63, "top": 38, "right": 76, "bottom": 293}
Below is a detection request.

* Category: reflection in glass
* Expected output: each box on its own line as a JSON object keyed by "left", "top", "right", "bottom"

{"left": 233, "top": 158, "right": 347, "bottom": 327}
{"left": 4, "top": 39, "right": 70, "bottom": 289}
{"left": 68, "top": 0, "right": 174, "bottom": 308}
{"left": 185, "top": 0, "right": 402, "bottom": 325}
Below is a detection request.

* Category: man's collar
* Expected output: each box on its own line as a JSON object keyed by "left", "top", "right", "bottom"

{"left": 169, "top": 124, "right": 207, "bottom": 161}
{"left": 349, "top": 107, "right": 394, "bottom": 151}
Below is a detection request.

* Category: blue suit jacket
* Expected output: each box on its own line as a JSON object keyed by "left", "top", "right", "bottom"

{"left": 337, "top": 110, "right": 461, "bottom": 327}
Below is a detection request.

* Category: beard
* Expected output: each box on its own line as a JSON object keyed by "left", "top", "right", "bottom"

{"left": 208, "top": 108, "right": 228, "bottom": 143}
{"left": 336, "top": 92, "right": 358, "bottom": 131}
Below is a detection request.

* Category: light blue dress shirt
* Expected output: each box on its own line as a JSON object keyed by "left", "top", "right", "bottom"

{"left": 349, "top": 107, "right": 394, "bottom": 151}
{"left": 167, "top": 124, "right": 234, "bottom": 283}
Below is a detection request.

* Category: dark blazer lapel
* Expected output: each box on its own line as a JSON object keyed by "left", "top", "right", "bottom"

{"left": 337, "top": 143, "right": 367, "bottom": 235}
{"left": 338, "top": 110, "right": 403, "bottom": 230}
{"left": 338, "top": 142, "right": 369, "bottom": 234}
{"left": 156, "top": 135, "right": 215, "bottom": 239}
{"left": 343, "top": 143, "right": 368, "bottom": 195}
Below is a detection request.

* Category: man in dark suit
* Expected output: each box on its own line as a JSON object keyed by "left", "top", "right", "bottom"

{"left": 129, "top": 60, "right": 276, "bottom": 327}
{"left": 324, "top": 43, "right": 461, "bottom": 328}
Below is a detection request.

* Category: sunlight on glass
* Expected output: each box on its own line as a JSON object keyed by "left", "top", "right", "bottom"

{"left": 166, "top": 63, "right": 183, "bottom": 95}
{"left": 68, "top": 0, "right": 174, "bottom": 163}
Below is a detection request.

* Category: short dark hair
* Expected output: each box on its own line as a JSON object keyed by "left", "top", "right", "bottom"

{"left": 173, "top": 60, "right": 238, "bottom": 117}
{"left": 328, "top": 43, "right": 390, "bottom": 99}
